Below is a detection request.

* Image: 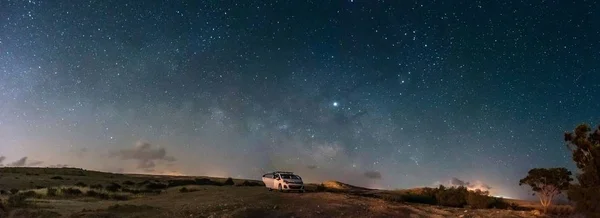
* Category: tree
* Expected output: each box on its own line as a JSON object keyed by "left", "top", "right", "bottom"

{"left": 519, "top": 168, "right": 572, "bottom": 214}
{"left": 564, "top": 124, "right": 600, "bottom": 217}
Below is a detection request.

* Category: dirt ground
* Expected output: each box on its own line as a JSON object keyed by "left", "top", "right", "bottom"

{"left": 0, "top": 167, "right": 552, "bottom": 218}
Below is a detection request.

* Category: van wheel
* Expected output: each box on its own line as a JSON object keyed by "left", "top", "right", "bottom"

{"left": 268, "top": 188, "right": 272, "bottom": 191}
{"left": 278, "top": 184, "right": 283, "bottom": 192}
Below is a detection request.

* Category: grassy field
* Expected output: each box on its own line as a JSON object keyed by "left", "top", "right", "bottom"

{"left": 0, "top": 167, "right": 574, "bottom": 218}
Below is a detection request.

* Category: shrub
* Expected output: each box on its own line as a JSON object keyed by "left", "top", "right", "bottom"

{"left": 0, "top": 190, "right": 6, "bottom": 195}
{"left": 90, "top": 184, "right": 103, "bottom": 189}
{"left": 379, "top": 193, "right": 404, "bottom": 203}
{"left": 122, "top": 180, "right": 135, "bottom": 186}
{"left": 434, "top": 186, "right": 468, "bottom": 207}
{"left": 10, "top": 189, "right": 19, "bottom": 195}
{"left": 466, "top": 191, "right": 494, "bottom": 209}
{"left": 50, "top": 176, "right": 64, "bottom": 180}
{"left": 106, "top": 183, "right": 122, "bottom": 192}
{"left": 110, "top": 194, "right": 129, "bottom": 201}
{"left": 20, "top": 191, "right": 39, "bottom": 198}
{"left": 236, "top": 180, "right": 264, "bottom": 186}
{"left": 194, "top": 178, "right": 221, "bottom": 186}
{"left": 168, "top": 179, "right": 197, "bottom": 187}
{"left": 179, "top": 187, "right": 199, "bottom": 193}
{"left": 145, "top": 182, "right": 168, "bottom": 190}
{"left": 223, "top": 178, "right": 235, "bottom": 186}
{"left": 401, "top": 193, "right": 437, "bottom": 205}
{"left": 86, "top": 190, "right": 109, "bottom": 200}
{"left": 74, "top": 182, "right": 87, "bottom": 187}
{"left": 137, "top": 180, "right": 151, "bottom": 186}
{"left": 61, "top": 187, "right": 83, "bottom": 196}
{"left": 46, "top": 188, "right": 57, "bottom": 197}
{"left": 7, "top": 194, "right": 29, "bottom": 208}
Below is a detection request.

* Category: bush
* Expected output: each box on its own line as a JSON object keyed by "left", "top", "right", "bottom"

{"left": 137, "top": 180, "right": 151, "bottom": 186}
{"left": 145, "top": 182, "right": 168, "bottom": 190}
{"left": 110, "top": 194, "right": 129, "bottom": 201}
{"left": 61, "top": 187, "right": 83, "bottom": 196}
{"left": 20, "top": 191, "right": 39, "bottom": 198}
{"left": 223, "top": 178, "right": 235, "bottom": 186}
{"left": 236, "top": 180, "right": 264, "bottom": 187}
{"left": 434, "top": 186, "right": 468, "bottom": 207}
{"left": 10, "top": 189, "right": 19, "bottom": 195}
{"left": 46, "top": 188, "right": 57, "bottom": 197}
{"left": 168, "top": 179, "right": 197, "bottom": 187}
{"left": 466, "top": 190, "right": 494, "bottom": 209}
{"left": 90, "top": 184, "right": 103, "bottom": 189}
{"left": 86, "top": 190, "right": 109, "bottom": 200}
{"left": 179, "top": 187, "right": 199, "bottom": 193}
{"left": 74, "top": 182, "right": 87, "bottom": 187}
{"left": 122, "top": 180, "right": 135, "bottom": 186}
{"left": 194, "top": 178, "right": 221, "bottom": 186}
{"left": 0, "top": 190, "right": 6, "bottom": 195}
{"left": 7, "top": 194, "right": 29, "bottom": 208}
{"left": 106, "top": 183, "right": 122, "bottom": 192}
{"left": 50, "top": 176, "right": 64, "bottom": 180}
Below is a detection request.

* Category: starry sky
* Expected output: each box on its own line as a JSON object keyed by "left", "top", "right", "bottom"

{"left": 1, "top": 0, "right": 599, "bottom": 199}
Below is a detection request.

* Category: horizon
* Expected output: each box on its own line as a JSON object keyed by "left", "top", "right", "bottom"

{"left": 1, "top": 0, "right": 596, "bottom": 202}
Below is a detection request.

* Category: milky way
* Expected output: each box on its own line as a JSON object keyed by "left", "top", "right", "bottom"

{"left": 1, "top": 0, "right": 599, "bottom": 199}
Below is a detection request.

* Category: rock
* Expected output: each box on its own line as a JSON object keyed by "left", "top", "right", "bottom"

{"left": 459, "top": 215, "right": 465, "bottom": 218}
{"left": 531, "top": 210, "right": 541, "bottom": 216}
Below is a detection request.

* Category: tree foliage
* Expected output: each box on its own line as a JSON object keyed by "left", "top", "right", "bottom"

{"left": 519, "top": 168, "right": 572, "bottom": 214}
{"left": 564, "top": 123, "right": 600, "bottom": 217}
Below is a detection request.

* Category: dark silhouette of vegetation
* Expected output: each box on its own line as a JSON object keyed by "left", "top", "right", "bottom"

{"left": 236, "top": 180, "right": 264, "bottom": 187}
{"left": 122, "top": 180, "right": 135, "bottom": 186}
{"left": 564, "top": 123, "right": 600, "bottom": 217}
{"left": 86, "top": 190, "right": 109, "bottom": 200}
{"left": 110, "top": 194, "right": 129, "bottom": 201}
{"left": 434, "top": 185, "right": 468, "bottom": 207}
{"left": 167, "top": 179, "right": 197, "bottom": 187}
{"left": 106, "top": 183, "right": 122, "bottom": 192}
{"left": 137, "top": 180, "right": 151, "bottom": 186}
{"left": 194, "top": 178, "right": 222, "bottom": 186}
{"left": 10, "top": 189, "right": 19, "bottom": 195}
{"left": 0, "top": 200, "right": 5, "bottom": 214}
{"left": 518, "top": 168, "right": 572, "bottom": 214}
{"left": 50, "top": 176, "right": 64, "bottom": 180}
{"left": 7, "top": 194, "right": 29, "bottom": 208}
{"left": 145, "top": 182, "right": 168, "bottom": 190}
{"left": 179, "top": 187, "right": 200, "bottom": 193}
{"left": 0, "top": 190, "right": 6, "bottom": 195}
{"left": 74, "top": 182, "right": 87, "bottom": 187}
{"left": 223, "top": 177, "right": 235, "bottom": 186}
{"left": 90, "top": 184, "right": 103, "bottom": 189}
{"left": 46, "top": 188, "right": 57, "bottom": 197}
{"left": 61, "top": 187, "right": 83, "bottom": 196}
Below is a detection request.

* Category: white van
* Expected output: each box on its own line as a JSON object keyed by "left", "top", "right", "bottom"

{"left": 262, "top": 171, "right": 305, "bottom": 192}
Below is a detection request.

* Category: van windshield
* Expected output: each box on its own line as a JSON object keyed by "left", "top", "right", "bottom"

{"left": 280, "top": 174, "right": 300, "bottom": 180}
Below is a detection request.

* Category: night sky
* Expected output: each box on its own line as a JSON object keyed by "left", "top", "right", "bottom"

{"left": 1, "top": 0, "right": 599, "bottom": 199}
